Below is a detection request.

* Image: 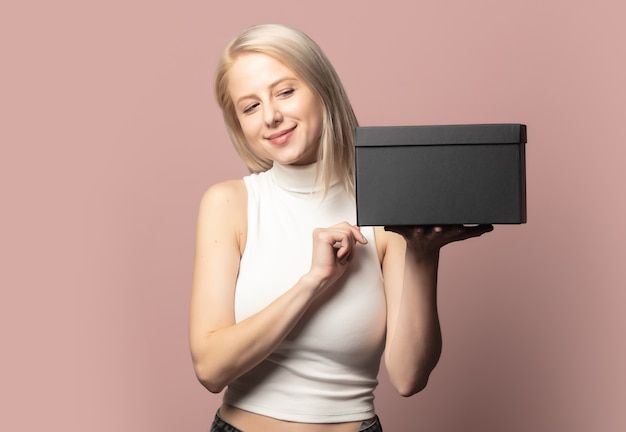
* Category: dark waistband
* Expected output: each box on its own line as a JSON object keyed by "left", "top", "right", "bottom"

{"left": 211, "top": 411, "right": 382, "bottom": 432}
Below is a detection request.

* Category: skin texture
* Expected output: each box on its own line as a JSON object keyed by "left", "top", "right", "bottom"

{"left": 189, "top": 52, "right": 493, "bottom": 432}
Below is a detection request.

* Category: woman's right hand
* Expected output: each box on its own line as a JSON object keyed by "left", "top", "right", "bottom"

{"left": 307, "top": 222, "right": 368, "bottom": 291}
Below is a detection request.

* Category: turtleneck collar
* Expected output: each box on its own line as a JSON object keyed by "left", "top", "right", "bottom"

{"left": 270, "top": 162, "right": 341, "bottom": 195}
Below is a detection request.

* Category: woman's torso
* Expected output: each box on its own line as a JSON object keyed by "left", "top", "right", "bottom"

{"left": 221, "top": 165, "right": 387, "bottom": 430}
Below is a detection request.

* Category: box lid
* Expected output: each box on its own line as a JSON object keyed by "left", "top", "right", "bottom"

{"left": 355, "top": 123, "right": 527, "bottom": 147}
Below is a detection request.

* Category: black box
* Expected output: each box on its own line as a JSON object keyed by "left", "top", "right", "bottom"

{"left": 354, "top": 123, "right": 527, "bottom": 226}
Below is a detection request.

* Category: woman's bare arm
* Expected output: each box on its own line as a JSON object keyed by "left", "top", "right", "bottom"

{"left": 189, "top": 180, "right": 366, "bottom": 393}
{"left": 378, "top": 224, "right": 493, "bottom": 396}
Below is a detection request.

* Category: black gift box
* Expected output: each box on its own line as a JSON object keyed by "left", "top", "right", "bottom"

{"left": 354, "top": 123, "right": 527, "bottom": 226}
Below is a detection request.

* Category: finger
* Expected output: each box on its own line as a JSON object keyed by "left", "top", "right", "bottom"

{"left": 356, "top": 228, "right": 368, "bottom": 244}
{"left": 466, "top": 224, "right": 494, "bottom": 237}
{"left": 452, "top": 224, "right": 494, "bottom": 240}
{"left": 384, "top": 225, "right": 435, "bottom": 238}
{"left": 340, "top": 222, "right": 368, "bottom": 244}
{"left": 386, "top": 224, "right": 492, "bottom": 242}
{"left": 384, "top": 225, "right": 412, "bottom": 237}
{"left": 332, "top": 231, "right": 355, "bottom": 262}
{"left": 337, "top": 244, "right": 353, "bottom": 264}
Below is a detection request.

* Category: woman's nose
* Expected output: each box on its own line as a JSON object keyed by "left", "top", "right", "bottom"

{"left": 264, "top": 102, "right": 283, "bottom": 127}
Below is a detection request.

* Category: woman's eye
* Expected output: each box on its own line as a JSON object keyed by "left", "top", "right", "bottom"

{"left": 242, "top": 103, "right": 259, "bottom": 114}
{"left": 278, "top": 89, "right": 294, "bottom": 97}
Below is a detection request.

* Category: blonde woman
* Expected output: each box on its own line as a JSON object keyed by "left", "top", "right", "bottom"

{"left": 189, "top": 24, "right": 492, "bottom": 432}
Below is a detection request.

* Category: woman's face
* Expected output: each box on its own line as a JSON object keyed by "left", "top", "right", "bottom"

{"left": 228, "top": 52, "right": 323, "bottom": 166}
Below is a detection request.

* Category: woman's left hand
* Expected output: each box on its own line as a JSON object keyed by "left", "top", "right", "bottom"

{"left": 384, "top": 224, "right": 494, "bottom": 257}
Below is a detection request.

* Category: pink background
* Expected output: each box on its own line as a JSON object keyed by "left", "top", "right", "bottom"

{"left": 2, "top": 1, "right": 624, "bottom": 431}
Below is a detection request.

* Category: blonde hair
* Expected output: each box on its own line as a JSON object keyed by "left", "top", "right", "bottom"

{"left": 214, "top": 23, "right": 358, "bottom": 195}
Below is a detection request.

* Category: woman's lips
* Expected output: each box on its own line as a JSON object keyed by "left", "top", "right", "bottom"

{"left": 267, "top": 126, "right": 296, "bottom": 145}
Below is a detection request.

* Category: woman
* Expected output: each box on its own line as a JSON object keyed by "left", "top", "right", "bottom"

{"left": 189, "top": 23, "right": 492, "bottom": 432}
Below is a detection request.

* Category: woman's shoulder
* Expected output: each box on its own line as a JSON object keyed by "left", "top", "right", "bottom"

{"left": 199, "top": 179, "right": 247, "bottom": 218}
{"left": 203, "top": 178, "right": 246, "bottom": 198}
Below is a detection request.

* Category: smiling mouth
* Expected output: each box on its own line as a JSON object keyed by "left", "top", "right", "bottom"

{"left": 266, "top": 126, "right": 296, "bottom": 141}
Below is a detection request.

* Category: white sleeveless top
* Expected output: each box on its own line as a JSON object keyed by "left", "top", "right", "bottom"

{"left": 223, "top": 162, "right": 386, "bottom": 423}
